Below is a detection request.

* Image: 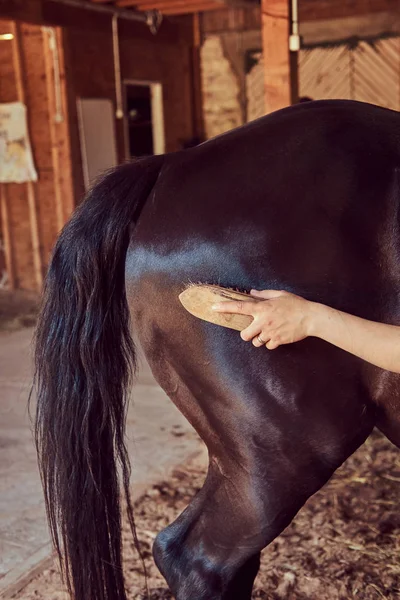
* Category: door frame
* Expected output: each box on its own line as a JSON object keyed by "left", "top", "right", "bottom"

{"left": 123, "top": 79, "right": 166, "bottom": 159}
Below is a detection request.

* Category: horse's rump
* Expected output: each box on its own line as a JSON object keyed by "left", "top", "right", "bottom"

{"left": 127, "top": 102, "right": 400, "bottom": 580}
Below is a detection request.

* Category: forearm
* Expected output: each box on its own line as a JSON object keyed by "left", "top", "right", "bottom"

{"left": 309, "top": 303, "right": 400, "bottom": 373}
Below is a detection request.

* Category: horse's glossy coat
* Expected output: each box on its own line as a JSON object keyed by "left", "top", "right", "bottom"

{"left": 35, "top": 100, "right": 400, "bottom": 600}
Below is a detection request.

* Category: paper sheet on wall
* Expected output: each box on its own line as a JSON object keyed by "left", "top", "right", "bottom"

{"left": 0, "top": 102, "right": 38, "bottom": 183}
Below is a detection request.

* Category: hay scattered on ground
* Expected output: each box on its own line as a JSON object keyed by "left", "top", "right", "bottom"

{"left": 15, "top": 430, "right": 400, "bottom": 599}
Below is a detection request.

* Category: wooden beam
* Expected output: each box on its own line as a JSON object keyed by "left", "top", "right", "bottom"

{"left": 119, "top": 0, "right": 192, "bottom": 5}
{"left": 133, "top": 0, "right": 212, "bottom": 5}
{"left": 161, "top": 3, "right": 221, "bottom": 13}
{"left": 191, "top": 12, "right": 205, "bottom": 139}
{"left": 118, "top": 0, "right": 222, "bottom": 12}
{"left": 261, "top": 0, "right": 298, "bottom": 113}
{"left": 42, "top": 27, "right": 66, "bottom": 233}
{"left": 300, "top": 0, "right": 400, "bottom": 22}
{"left": 10, "top": 21, "right": 43, "bottom": 290}
{"left": 87, "top": 0, "right": 400, "bottom": 17}
{"left": 119, "top": 0, "right": 218, "bottom": 8}
{"left": 104, "top": 0, "right": 256, "bottom": 5}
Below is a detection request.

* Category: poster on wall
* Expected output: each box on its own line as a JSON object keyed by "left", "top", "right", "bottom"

{"left": 0, "top": 102, "right": 38, "bottom": 183}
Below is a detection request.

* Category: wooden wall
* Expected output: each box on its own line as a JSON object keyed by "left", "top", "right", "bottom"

{"left": 65, "top": 15, "right": 198, "bottom": 201}
{"left": 202, "top": 0, "right": 400, "bottom": 33}
{"left": 0, "top": 10, "right": 201, "bottom": 291}
{"left": 0, "top": 20, "right": 74, "bottom": 291}
{"left": 201, "top": 1, "right": 400, "bottom": 127}
{"left": 202, "top": 6, "right": 260, "bottom": 34}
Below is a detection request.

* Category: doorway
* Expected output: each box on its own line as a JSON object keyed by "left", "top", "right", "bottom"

{"left": 123, "top": 81, "right": 165, "bottom": 159}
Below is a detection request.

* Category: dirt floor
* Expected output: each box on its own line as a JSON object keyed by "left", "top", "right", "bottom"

{"left": 14, "top": 429, "right": 400, "bottom": 600}
{"left": 0, "top": 290, "right": 38, "bottom": 330}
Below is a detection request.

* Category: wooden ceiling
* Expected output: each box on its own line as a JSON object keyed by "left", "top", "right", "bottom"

{"left": 88, "top": 0, "right": 259, "bottom": 16}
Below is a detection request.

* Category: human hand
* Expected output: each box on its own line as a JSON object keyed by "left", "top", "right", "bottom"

{"left": 212, "top": 289, "right": 316, "bottom": 349}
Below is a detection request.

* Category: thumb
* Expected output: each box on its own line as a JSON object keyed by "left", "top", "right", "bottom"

{"left": 250, "top": 289, "right": 285, "bottom": 300}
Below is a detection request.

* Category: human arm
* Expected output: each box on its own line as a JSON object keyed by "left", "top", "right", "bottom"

{"left": 212, "top": 290, "right": 400, "bottom": 374}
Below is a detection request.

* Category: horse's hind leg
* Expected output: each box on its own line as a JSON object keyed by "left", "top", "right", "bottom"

{"left": 130, "top": 289, "right": 376, "bottom": 599}
{"left": 150, "top": 403, "right": 374, "bottom": 598}
{"left": 153, "top": 460, "right": 268, "bottom": 600}
{"left": 152, "top": 439, "right": 334, "bottom": 600}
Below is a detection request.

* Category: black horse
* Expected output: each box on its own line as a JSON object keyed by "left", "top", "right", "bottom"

{"left": 34, "top": 100, "right": 400, "bottom": 600}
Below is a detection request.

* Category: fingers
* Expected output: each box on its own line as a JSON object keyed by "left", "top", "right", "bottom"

{"left": 250, "top": 289, "right": 286, "bottom": 299}
{"left": 212, "top": 300, "right": 255, "bottom": 315}
{"left": 240, "top": 321, "right": 279, "bottom": 349}
{"left": 211, "top": 290, "right": 286, "bottom": 350}
{"left": 251, "top": 335, "right": 281, "bottom": 349}
{"left": 240, "top": 320, "right": 263, "bottom": 342}
{"left": 252, "top": 334, "right": 269, "bottom": 348}
{"left": 250, "top": 332, "right": 280, "bottom": 349}
{"left": 266, "top": 338, "right": 280, "bottom": 350}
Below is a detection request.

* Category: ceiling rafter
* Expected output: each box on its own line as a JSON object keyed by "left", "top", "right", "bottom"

{"left": 89, "top": 0, "right": 259, "bottom": 15}
{"left": 119, "top": 0, "right": 213, "bottom": 5}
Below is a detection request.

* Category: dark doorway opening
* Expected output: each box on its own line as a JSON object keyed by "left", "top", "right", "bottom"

{"left": 125, "top": 84, "right": 154, "bottom": 158}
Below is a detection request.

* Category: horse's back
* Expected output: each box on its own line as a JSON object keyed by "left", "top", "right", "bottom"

{"left": 130, "top": 100, "right": 400, "bottom": 317}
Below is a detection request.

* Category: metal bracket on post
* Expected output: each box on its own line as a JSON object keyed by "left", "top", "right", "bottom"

{"left": 112, "top": 9, "right": 162, "bottom": 119}
{"left": 112, "top": 14, "right": 124, "bottom": 120}
{"left": 289, "top": 0, "right": 301, "bottom": 52}
{"left": 146, "top": 10, "right": 163, "bottom": 35}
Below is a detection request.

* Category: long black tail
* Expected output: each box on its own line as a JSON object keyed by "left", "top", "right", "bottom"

{"left": 34, "top": 156, "right": 164, "bottom": 600}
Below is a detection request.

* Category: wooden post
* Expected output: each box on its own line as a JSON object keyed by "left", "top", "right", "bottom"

{"left": 0, "top": 185, "right": 15, "bottom": 289}
{"left": 42, "top": 26, "right": 65, "bottom": 233}
{"left": 191, "top": 13, "right": 205, "bottom": 142}
{"left": 11, "top": 21, "right": 43, "bottom": 290}
{"left": 261, "top": 0, "right": 299, "bottom": 114}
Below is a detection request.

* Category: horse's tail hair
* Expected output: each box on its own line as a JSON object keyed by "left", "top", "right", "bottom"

{"left": 33, "top": 156, "right": 164, "bottom": 600}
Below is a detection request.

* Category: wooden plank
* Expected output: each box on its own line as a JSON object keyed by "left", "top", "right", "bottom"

{"left": 0, "top": 20, "right": 17, "bottom": 289}
{"left": 299, "top": 0, "right": 400, "bottom": 22}
{"left": 261, "top": 0, "right": 298, "bottom": 113}
{"left": 55, "top": 27, "right": 75, "bottom": 220}
{"left": 0, "top": 0, "right": 44, "bottom": 25}
{"left": 133, "top": 0, "right": 219, "bottom": 5}
{"left": 161, "top": 4, "right": 221, "bottom": 14}
{"left": 98, "top": 0, "right": 256, "bottom": 5}
{"left": 190, "top": 12, "right": 205, "bottom": 139}
{"left": 10, "top": 21, "right": 43, "bottom": 290}
{"left": 299, "top": 45, "right": 351, "bottom": 101}
{"left": 26, "top": 181, "right": 43, "bottom": 289}
{"left": 42, "top": 27, "right": 64, "bottom": 232}
{"left": 133, "top": 0, "right": 214, "bottom": 6}
{"left": 202, "top": 6, "right": 260, "bottom": 33}
{"left": 119, "top": 0, "right": 220, "bottom": 8}
{"left": 0, "top": 186, "right": 15, "bottom": 289}
{"left": 301, "top": 12, "right": 399, "bottom": 46}
{"left": 354, "top": 38, "right": 400, "bottom": 111}
{"left": 119, "top": 0, "right": 222, "bottom": 14}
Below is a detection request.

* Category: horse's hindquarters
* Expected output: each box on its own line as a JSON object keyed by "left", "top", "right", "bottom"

{"left": 125, "top": 100, "right": 400, "bottom": 598}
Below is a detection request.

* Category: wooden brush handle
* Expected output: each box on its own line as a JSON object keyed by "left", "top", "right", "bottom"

{"left": 179, "top": 284, "right": 256, "bottom": 331}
